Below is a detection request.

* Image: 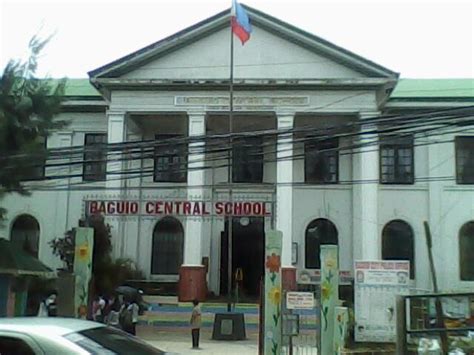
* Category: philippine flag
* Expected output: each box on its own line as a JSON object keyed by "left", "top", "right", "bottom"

{"left": 231, "top": 0, "right": 252, "bottom": 44}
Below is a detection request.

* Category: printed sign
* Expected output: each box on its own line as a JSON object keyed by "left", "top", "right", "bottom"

{"left": 354, "top": 260, "right": 410, "bottom": 343}
{"left": 286, "top": 292, "right": 315, "bottom": 310}
{"left": 86, "top": 200, "right": 272, "bottom": 217}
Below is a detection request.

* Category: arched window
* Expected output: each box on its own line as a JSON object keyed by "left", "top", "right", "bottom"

{"left": 382, "top": 220, "right": 415, "bottom": 279}
{"left": 459, "top": 221, "right": 474, "bottom": 281}
{"left": 10, "top": 214, "right": 40, "bottom": 258}
{"left": 151, "top": 217, "right": 184, "bottom": 275}
{"left": 305, "top": 218, "right": 338, "bottom": 269}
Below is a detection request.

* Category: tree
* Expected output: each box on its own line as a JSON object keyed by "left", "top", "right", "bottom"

{"left": 49, "top": 214, "right": 144, "bottom": 296}
{"left": 0, "top": 35, "right": 67, "bottom": 223}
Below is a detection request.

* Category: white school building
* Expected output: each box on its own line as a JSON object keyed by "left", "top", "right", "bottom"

{"left": 2, "top": 5, "right": 474, "bottom": 299}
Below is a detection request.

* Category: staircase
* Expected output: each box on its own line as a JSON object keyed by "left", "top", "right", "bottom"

{"left": 139, "top": 296, "right": 260, "bottom": 335}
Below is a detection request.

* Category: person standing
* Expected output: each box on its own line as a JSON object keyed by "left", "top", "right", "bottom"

{"left": 45, "top": 291, "right": 58, "bottom": 317}
{"left": 190, "top": 299, "right": 202, "bottom": 349}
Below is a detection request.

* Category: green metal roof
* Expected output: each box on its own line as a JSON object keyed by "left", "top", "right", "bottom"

{"left": 50, "top": 78, "right": 100, "bottom": 97}
{"left": 391, "top": 79, "right": 474, "bottom": 99}
{"left": 59, "top": 78, "right": 474, "bottom": 100}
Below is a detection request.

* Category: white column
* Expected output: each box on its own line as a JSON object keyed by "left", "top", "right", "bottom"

{"left": 276, "top": 113, "right": 294, "bottom": 266}
{"left": 57, "top": 132, "right": 73, "bottom": 231}
{"left": 184, "top": 112, "right": 206, "bottom": 265}
{"left": 106, "top": 111, "right": 127, "bottom": 258}
{"left": 352, "top": 112, "right": 379, "bottom": 261}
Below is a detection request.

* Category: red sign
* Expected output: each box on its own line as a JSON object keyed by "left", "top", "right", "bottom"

{"left": 87, "top": 200, "right": 272, "bottom": 217}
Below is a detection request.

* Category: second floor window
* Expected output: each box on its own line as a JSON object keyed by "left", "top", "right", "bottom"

{"left": 380, "top": 137, "right": 414, "bottom": 184}
{"left": 83, "top": 133, "right": 107, "bottom": 181}
{"left": 27, "top": 136, "right": 47, "bottom": 180}
{"left": 154, "top": 134, "right": 187, "bottom": 182}
{"left": 232, "top": 136, "right": 263, "bottom": 183}
{"left": 455, "top": 136, "right": 474, "bottom": 184}
{"left": 305, "top": 138, "right": 338, "bottom": 184}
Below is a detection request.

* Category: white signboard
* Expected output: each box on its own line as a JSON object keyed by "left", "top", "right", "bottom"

{"left": 354, "top": 260, "right": 410, "bottom": 343}
{"left": 286, "top": 292, "right": 315, "bottom": 310}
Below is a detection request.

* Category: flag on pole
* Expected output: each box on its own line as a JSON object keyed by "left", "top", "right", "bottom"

{"left": 231, "top": 0, "right": 252, "bottom": 44}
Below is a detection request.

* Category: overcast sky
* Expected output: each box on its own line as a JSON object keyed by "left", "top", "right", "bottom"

{"left": 1, "top": 0, "right": 473, "bottom": 79}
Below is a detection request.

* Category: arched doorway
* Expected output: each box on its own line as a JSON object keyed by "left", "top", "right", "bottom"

{"left": 305, "top": 218, "right": 338, "bottom": 269}
{"left": 459, "top": 221, "right": 474, "bottom": 280}
{"left": 382, "top": 220, "right": 415, "bottom": 278}
{"left": 10, "top": 214, "right": 40, "bottom": 258}
{"left": 151, "top": 217, "right": 184, "bottom": 275}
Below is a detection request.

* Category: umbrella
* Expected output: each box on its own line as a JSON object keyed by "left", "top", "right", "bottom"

{"left": 0, "top": 238, "right": 55, "bottom": 277}
{"left": 115, "top": 285, "right": 139, "bottom": 298}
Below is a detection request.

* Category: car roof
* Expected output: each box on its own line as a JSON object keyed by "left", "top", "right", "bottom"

{"left": 0, "top": 317, "right": 105, "bottom": 336}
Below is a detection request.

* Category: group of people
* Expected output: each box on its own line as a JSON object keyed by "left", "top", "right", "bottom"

{"left": 92, "top": 294, "right": 140, "bottom": 335}
{"left": 37, "top": 290, "right": 203, "bottom": 349}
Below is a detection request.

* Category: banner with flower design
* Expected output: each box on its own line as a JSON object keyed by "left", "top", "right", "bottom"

{"left": 320, "top": 245, "right": 339, "bottom": 355}
{"left": 73, "top": 227, "right": 94, "bottom": 319}
{"left": 264, "top": 230, "right": 282, "bottom": 355}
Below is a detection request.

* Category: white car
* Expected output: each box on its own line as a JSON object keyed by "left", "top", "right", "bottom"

{"left": 0, "top": 317, "right": 166, "bottom": 355}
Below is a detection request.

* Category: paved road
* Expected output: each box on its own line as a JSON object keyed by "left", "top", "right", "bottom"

{"left": 140, "top": 327, "right": 259, "bottom": 355}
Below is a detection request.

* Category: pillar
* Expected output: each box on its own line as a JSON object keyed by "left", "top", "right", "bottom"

{"left": 57, "top": 132, "right": 73, "bottom": 231}
{"left": 106, "top": 111, "right": 126, "bottom": 258}
{"left": 276, "top": 113, "right": 297, "bottom": 291}
{"left": 352, "top": 112, "right": 379, "bottom": 261}
{"left": 179, "top": 112, "right": 207, "bottom": 301}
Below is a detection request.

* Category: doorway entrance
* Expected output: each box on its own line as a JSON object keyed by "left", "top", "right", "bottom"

{"left": 220, "top": 217, "right": 265, "bottom": 300}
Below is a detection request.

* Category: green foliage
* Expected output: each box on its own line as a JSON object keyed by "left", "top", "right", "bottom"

{"left": 49, "top": 229, "right": 75, "bottom": 272}
{"left": 0, "top": 35, "right": 67, "bottom": 221}
{"left": 49, "top": 214, "right": 144, "bottom": 296}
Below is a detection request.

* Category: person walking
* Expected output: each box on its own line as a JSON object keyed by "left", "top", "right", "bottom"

{"left": 119, "top": 297, "right": 139, "bottom": 336}
{"left": 92, "top": 295, "right": 106, "bottom": 323}
{"left": 190, "top": 299, "right": 202, "bottom": 350}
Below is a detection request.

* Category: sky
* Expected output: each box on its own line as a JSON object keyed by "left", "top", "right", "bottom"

{"left": 0, "top": 0, "right": 473, "bottom": 79}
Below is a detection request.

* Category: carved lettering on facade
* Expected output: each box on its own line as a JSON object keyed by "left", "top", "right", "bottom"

{"left": 175, "top": 96, "right": 309, "bottom": 107}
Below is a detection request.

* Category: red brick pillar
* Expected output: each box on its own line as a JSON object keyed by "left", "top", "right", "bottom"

{"left": 178, "top": 265, "right": 207, "bottom": 302}
{"left": 281, "top": 266, "right": 297, "bottom": 291}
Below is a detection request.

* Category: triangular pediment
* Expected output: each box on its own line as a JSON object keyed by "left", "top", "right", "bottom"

{"left": 89, "top": 5, "right": 397, "bottom": 80}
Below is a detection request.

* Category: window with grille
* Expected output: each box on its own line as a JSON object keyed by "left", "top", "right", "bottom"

{"left": 459, "top": 221, "right": 474, "bottom": 280}
{"left": 154, "top": 134, "right": 187, "bottom": 183}
{"left": 304, "top": 138, "right": 338, "bottom": 184}
{"left": 455, "top": 136, "right": 474, "bottom": 184}
{"left": 232, "top": 136, "right": 263, "bottom": 183}
{"left": 151, "top": 217, "right": 184, "bottom": 275}
{"left": 83, "top": 133, "right": 107, "bottom": 181}
{"left": 27, "top": 135, "right": 47, "bottom": 180}
{"left": 380, "top": 137, "right": 414, "bottom": 184}
{"left": 305, "top": 218, "right": 338, "bottom": 269}
{"left": 382, "top": 220, "right": 415, "bottom": 279}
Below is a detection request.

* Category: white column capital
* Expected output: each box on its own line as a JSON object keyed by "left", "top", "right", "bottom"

{"left": 277, "top": 112, "right": 295, "bottom": 128}
{"left": 188, "top": 112, "right": 206, "bottom": 137}
{"left": 106, "top": 110, "right": 127, "bottom": 120}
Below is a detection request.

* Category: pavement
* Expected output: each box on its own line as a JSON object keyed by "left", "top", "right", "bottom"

{"left": 140, "top": 327, "right": 259, "bottom": 355}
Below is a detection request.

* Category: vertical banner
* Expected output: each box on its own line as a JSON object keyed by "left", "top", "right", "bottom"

{"left": 334, "top": 306, "right": 349, "bottom": 353}
{"left": 264, "top": 230, "right": 282, "bottom": 355}
{"left": 73, "top": 227, "right": 94, "bottom": 319}
{"left": 320, "top": 245, "right": 339, "bottom": 355}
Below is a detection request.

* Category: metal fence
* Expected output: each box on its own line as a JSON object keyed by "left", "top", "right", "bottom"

{"left": 281, "top": 284, "right": 320, "bottom": 355}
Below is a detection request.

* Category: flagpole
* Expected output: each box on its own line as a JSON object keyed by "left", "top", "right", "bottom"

{"left": 227, "top": 8, "right": 235, "bottom": 313}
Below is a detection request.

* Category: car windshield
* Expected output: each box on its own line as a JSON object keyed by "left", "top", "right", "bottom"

{"left": 64, "top": 326, "right": 163, "bottom": 355}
